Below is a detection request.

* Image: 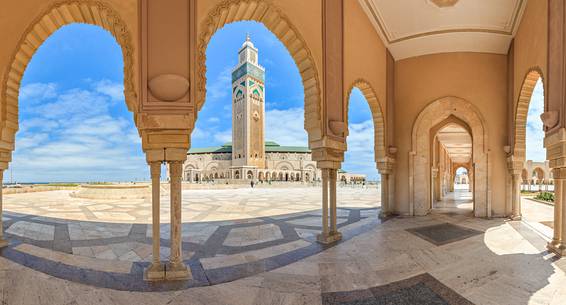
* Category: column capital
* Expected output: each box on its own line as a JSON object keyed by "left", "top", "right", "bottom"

{"left": 311, "top": 147, "right": 344, "bottom": 169}
{"left": 376, "top": 157, "right": 395, "bottom": 174}
{"left": 545, "top": 128, "right": 566, "bottom": 168}
{"left": 506, "top": 155, "right": 524, "bottom": 173}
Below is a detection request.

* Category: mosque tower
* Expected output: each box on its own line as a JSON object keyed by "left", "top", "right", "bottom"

{"left": 231, "top": 34, "right": 266, "bottom": 170}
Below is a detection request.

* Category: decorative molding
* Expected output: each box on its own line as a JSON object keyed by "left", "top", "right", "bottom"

{"left": 0, "top": 0, "right": 136, "bottom": 141}
{"left": 512, "top": 68, "right": 544, "bottom": 159}
{"left": 345, "top": 79, "right": 386, "bottom": 162}
{"left": 197, "top": 0, "right": 322, "bottom": 142}
{"left": 362, "top": 0, "right": 525, "bottom": 44}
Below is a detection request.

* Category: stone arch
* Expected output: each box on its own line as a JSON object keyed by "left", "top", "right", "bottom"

{"left": 1, "top": 1, "right": 136, "bottom": 160}
{"left": 346, "top": 79, "right": 386, "bottom": 161}
{"left": 513, "top": 68, "right": 544, "bottom": 160}
{"left": 198, "top": 0, "right": 322, "bottom": 142}
{"left": 275, "top": 161, "right": 295, "bottom": 171}
{"left": 410, "top": 96, "right": 489, "bottom": 217}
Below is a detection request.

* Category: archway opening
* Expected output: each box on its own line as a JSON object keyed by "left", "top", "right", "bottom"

{"left": 430, "top": 121, "right": 474, "bottom": 215}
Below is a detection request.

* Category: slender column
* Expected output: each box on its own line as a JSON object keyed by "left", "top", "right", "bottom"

{"left": 144, "top": 162, "right": 164, "bottom": 280}
{"left": 166, "top": 161, "right": 190, "bottom": 280}
{"left": 511, "top": 173, "right": 522, "bottom": 220}
{"left": 0, "top": 170, "right": 7, "bottom": 248}
{"left": 319, "top": 169, "right": 329, "bottom": 241}
{"left": 380, "top": 172, "right": 390, "bottom": 218}
{"left": 329, "top": 169, "right": 338, "bottom": 234}
{"left": 548, "top": 167, "right": 565, "bottom": 255}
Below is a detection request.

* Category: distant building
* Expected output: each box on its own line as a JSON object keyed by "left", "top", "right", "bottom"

{"left": 183, "top": 36, "right": 364, "bottom": 183}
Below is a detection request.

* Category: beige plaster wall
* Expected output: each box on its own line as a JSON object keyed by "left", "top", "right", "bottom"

{"left": 344, "top": 0, "right": 387, "bottom": 114}
{"left": 394, "top": 53, "right": 508, "bottom": 216}
{"left": 513, "top": 0, "right": 547, "bottom": 110}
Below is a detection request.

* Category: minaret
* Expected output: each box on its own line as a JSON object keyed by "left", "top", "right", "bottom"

{"left": 231, "top": 34, "right": 265, "bottom": 169}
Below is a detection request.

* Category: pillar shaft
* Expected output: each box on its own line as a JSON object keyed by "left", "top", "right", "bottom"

{"left": 144, "top": 162, "right": 164, "bottom": 280}
{"left": 169, "top": 161, "right": 183, "bottom": 265}
{"left": 511, "top": 173, "right": 522, "bottom": 220}
{"left": 329, "top": 169, "right": 337, "bottom": 233}
{"left": 380, "top": 172, "right": 390, "bottom": 218}
{"left": 0, "top": 170, "right": 6, "bottom": 248}
{"left": 151, "top": 162, "right": 161, "bottom": 264}
{"left": 321, "top": 169, "right": 329, "bottom": 238}
{"left": 166, "top": 161, "right": 190, "bottom": 280}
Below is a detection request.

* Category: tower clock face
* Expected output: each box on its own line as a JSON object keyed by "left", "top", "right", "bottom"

{"left": 253, "top": 111, "right": 260, "bottom": 121}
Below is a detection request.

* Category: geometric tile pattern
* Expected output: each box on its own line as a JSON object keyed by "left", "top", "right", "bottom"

{"left": 406, "top": 223, "right": 483, "bottom": 246}
{"left": 0, "top": 187, "right": 381, "bottom": 291}
{"left": 322, "top": 273, "right": 475, "bottom": 305}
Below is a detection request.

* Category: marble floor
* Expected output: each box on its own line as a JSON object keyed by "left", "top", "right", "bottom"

{"left": 0, "top": 187, "right": 564, "bottom": 304}
{"left": 0, "top": 186, "right": 380, "bottom": 290}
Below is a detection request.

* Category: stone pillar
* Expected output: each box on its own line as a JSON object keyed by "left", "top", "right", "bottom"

{"left": 145, "top": 162, "right": 164, "bottom": 280}
{"left": 166, "top": 160, "right": 190, "bottom": 280}
{"left": 0, "top": 170, "right": 7, "bottom": 248}
{"left": 317, "top": 167, "right": 342, "bottom": 244}
{"left": 377, "top": 158, "right": 395, "bottom": 219}
{"left": 329, "top": 168, "right": 339, "bottom": 235}
{"left": 511, "top": 172, "right": 522, "bottom": 220}
{"left": 318, "top": 168, "right": 330, "bottom": 242}
{"left": 548, "top": 168, "right": 565, "bottom": 255}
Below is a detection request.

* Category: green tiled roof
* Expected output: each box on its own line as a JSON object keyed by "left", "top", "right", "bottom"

{"left": 188, "top": 140, "right": 310, "bottom": 154}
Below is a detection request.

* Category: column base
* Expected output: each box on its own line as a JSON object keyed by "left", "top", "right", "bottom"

{"left": 509, "top": 214, "right": 522, "bottom": 221}
{"left": 317, "top": 231, "right": 342, "bottom": 244}
{"left": 144, "top": 262, "right": 165, "bottom": 281}
{"left": 379, "top": 211, "right": 394, "bottom": 220}
{"left": 547, "top": 241, "right": 566, "bottom": 257}
{"left": 165, "top": 262, "right": 191, "bottom": 280}
{"left": 0, "top": 238, "right": 8, "bottom": 248}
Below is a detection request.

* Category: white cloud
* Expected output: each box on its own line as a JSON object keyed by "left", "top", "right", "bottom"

{"left": 343, "top": 120, "right": 378, "bottom": 180}
{"left": 206, "top": 66, "right": 232, "bottom": 102}
{"left": 265, "top": 108, "right": 308, "bottom": 145}
{"left": 19, "top": 83, "right": 57, "bottom": 104}
{"left": 525, "top": 79, "right": 546, "bottom": 161}
{"left": 10, "top": 81, "right": 147, "bottom": 182}
{"left": 191, "top": 127, "right": 210, "bottom": 140}
{"left": 207, "top": 117, "right": 220, "bottom": 123}
{"left": 94, "top": 79, "right": 124, "bottom": 102}
{"left": 214, "top": 129, "right": 232, "bottom": 143}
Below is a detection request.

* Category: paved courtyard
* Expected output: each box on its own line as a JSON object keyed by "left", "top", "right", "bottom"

{"left": 0, "top": 186, "right": 380, "bottom": 290}
{"left": 0, "top": 187, "right": 565, "bottom": 304}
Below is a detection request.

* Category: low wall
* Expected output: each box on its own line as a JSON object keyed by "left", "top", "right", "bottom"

{"left": 70, "top": 184, "right": 150, "bottom": 199}
{"left": 3, "top": 185, "right": 78, "bottom": 194}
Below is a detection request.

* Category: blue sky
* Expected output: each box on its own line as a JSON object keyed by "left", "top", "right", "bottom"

{"left": 12, "top": 21, "right": 378, "bottom": 182}
{"left": 525, "top": 78, "right": 545, "bottom": 162}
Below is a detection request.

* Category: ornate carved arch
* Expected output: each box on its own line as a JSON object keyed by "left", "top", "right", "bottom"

{"left": 513, "top": 68, "right": 544, "bottom": 159}
{"left": 410, "top": 96, "right": 489, "bottom": 217}
{"left": 197, "top": 0, "right": 322, "bottom": 141}
{"left": 346, "top": 79, "right": 386, "bottom": 162}
{"left": 0, "top": 0, "right": 136, "bottom": 164}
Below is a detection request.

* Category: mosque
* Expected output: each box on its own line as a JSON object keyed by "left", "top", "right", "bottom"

{"left": 182, "top": 36, "right": 365, "bottom": 183}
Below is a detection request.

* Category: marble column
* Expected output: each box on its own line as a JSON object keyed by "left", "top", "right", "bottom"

{"left": 329, "top": 169, "right": 338, "bottom": 235}
{"left": 145, "top": 162, "right": 164, "bottom": 280}
{"left": 0, "top": 170, "right": 7, "bottom": 248}
{"left": 379, "top": 171, "right": 390, "bottom": 218}
{"left": 317, "top": 168, "right": 342, "bottom": 244}
{"left": 511, "top": 172, "right": 522, "bottom": 220}
{"left": 318, "top": 169, "right": 329, "bottom": 243}
{"left": 166, "top": 161, "right": 191, "bottom": 280}
{"left": 548, "top": 168, "right": 565, "bottom": 255}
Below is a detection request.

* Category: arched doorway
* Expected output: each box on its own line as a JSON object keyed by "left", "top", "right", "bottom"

{"left": 410, "top": 97, "right": 488, "bottom": 217}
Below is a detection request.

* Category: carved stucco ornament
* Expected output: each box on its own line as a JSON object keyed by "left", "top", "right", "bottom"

{"left": 148, "top": 74, "right": 190, "bottom": 102}
{"left": 541, "top": 111, "right": 559, "bottom": 129}
{"left": 329, "top": 120, "right": 345, "bottom": 136}
{"left": 429, "top": 0, "right": 459, "bottom": 8}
